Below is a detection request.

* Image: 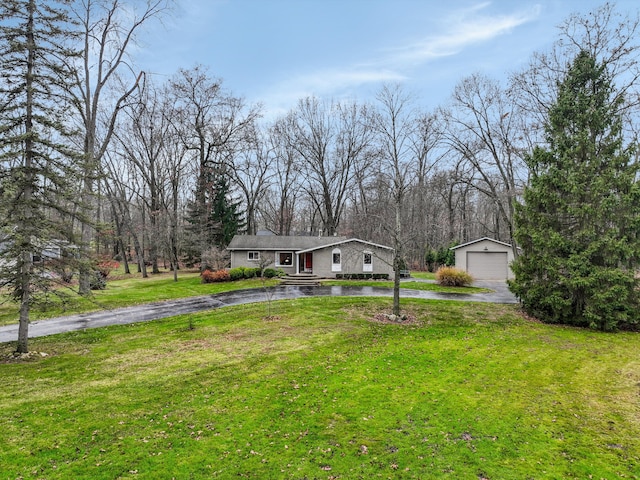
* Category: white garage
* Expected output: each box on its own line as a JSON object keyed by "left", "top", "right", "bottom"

{"left": 451, "top": 237, "right": 516, "bottom": 281}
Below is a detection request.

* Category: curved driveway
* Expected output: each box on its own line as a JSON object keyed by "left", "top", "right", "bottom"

{"left": 0, "top": 283, "right": 517, "bottom": 344}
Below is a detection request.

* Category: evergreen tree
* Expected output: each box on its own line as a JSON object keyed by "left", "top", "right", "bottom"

{"left": 509, "top": 50, "right": 640, "bottom": 331}
{"left": 209, "top": 174, "right": 245, "bottom": 249}
{"left": 184, "top": 168, "right": 244, "bottom": 266}
{"left": 0, "top": 0, "right": 81, "bottom": 353}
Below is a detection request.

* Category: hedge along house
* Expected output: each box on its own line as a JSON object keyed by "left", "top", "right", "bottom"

{"left": 451, "top": 237, "right": 517, "bottom": 281}
{"left": 227, "top": 235, "right": 394, "bottom": 279}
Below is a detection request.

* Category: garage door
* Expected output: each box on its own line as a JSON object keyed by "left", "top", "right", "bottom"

{"left": 466, "top": 252, "right": 508, "bottom": 280}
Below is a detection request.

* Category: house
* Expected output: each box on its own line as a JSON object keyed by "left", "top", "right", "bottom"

{"left": 227, "top": 235, "right": 395, "bottom": 278}
{"left": 0, "top": 236, "right": 76, "bottom": 263}
{"left": 451, "top": 237, "right": 517, "bottom": 280}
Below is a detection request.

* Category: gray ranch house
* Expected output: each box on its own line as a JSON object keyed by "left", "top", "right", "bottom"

{"left": 227, "top": 235, "right": 394, "bottom": 278}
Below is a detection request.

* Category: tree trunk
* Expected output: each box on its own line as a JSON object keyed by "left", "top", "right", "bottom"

{"left": 120, "top": 238, "right": 131, "bottom": 274}
{"left": 392, "top": 186, "right": 403, "bottom": 317}
{"left": 17, "top": 251, "right": 32, "bottom": 354}
{"left": 16, "top": 0, "right": 36, "bottom": 353}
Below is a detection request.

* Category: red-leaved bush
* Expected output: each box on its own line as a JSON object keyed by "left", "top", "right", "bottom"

{"left": 96, "top": 259, "right": 119, "bottom": 278}
{"left": 201, "top": 269, "right": 231, "bottom": 283}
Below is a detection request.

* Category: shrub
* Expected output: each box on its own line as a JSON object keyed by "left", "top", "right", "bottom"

{"left": 262, "top": 267, "right": 277, "bottom": 278}
{"left": 48, "top": 258, "right": 74, "bottom": 283}
{"left": 90, "top": 271, "right": 107, "bottom": 290}
{"left": 201, "top": 269, "right": 231, "bottom": 283}
{"left": 243, "top": 267, "right": 260, "bottom": 279}
{"left": 435, "top": 266, "right": 473, "bottom": 287}
{"left": 372, "top": 273, "right": 389, "bottom": 280}
{"left": 229, "top": 267, "right": 245, "bottom": 281}
{"left": 96, "top": 258, "right": 119, "bottom": 278}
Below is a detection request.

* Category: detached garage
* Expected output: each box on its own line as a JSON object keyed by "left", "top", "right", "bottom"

{"left": 451, "top": 237, "right": 516, "bottom": 281}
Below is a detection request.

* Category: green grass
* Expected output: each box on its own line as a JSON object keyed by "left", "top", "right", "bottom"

{"left": 1, "top": 297, "right": 638, "bottom": 479}
{"left": 409, "top": 271, "right": 437, "bottom": 280}
{"left": 321, "top": 279, "right": 489, "bottom": 294}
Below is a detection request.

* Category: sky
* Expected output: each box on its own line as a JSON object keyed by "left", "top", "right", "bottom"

{"left": 134, "top": 0, "right": 640, "bottom": 119}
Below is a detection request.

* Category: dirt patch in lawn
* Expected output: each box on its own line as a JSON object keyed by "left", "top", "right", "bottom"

{"left": 371, "top": 312, "right": 419, "bottom": 325}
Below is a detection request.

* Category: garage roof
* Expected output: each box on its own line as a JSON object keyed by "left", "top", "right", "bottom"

{"left": 450, "top": 237, "right": 513, "bottom": 250}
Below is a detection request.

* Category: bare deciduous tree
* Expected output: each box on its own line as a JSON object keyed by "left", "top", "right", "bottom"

{"left": 372, "top": 84, "right": 417, "bottom": 317}
{"left": 229, "top": 122, "right": 274, "bottom": 235}
{"left": 67, "top": 0, "right": 170, "bottom": 294}
{"left": 261, "top": 115, "right": 304, "bottom": 235}
{"left": 287, "top": 97, "right": 372, "bottom": 236}
{"left": 442, "top": 73, "right": 525, "bottom": 255}
{"left": 170, "top": 65, "right": 260, "bottom": 260}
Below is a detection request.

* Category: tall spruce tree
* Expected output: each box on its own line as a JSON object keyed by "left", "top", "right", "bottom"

{"left": 509, "top": 50, "right": 640, "bottom": 331}
{"left": 209, "top": 173, "right": 245, "bottom": 249}
{"left": 184, "top": 168, "right": 245, "bottom": 266}
{"left": 0, "top": 0, "right": 81, "bottom": 352}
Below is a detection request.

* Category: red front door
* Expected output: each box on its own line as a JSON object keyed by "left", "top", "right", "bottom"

{"left": 304, "top": 253, "right": 313, "bottom": 272}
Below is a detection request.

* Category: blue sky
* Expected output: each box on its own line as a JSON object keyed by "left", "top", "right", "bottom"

{"left": 135, "top": 0, "right": 639, "bottom": 118}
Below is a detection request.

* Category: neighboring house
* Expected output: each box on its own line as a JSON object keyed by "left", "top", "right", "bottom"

{"left": 0, "top": 236, "right": 76, "bottom": 263}
{"left": 227, "top": 235, "right": 395, "bottom": 278}
{"left": 451, "top": 237, "right": 517, "bottom": 280}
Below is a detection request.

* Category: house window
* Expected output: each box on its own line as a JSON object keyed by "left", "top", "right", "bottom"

{"left": 332, "top": 248, "right": 341, "bottom": 272}
{"left": 248, "top": 251, "right": 260, "bottom": 261}
{"left": 363, "top": 251, "right": 373, "bottom": 272}
{"left": 276, "top": 251, "right": 293, "bottom": 267}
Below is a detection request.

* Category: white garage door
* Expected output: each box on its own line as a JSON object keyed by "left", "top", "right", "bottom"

{"left": 467, "top": 252, "right": 508, "bottom": 280}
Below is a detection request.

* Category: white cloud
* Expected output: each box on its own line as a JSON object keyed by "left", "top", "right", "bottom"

{"left": 291, "top": 68, "right": 407, "bottom": 95}
{"left": 258, "top": 67, "right": 407, "bottom": 118}
{"left": 384, "top": 3, "right": 542, "bottom": 68}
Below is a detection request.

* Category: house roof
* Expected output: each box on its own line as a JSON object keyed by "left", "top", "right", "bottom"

{"left": 227, "top": 235, "right": 349, "bottom": 251}
{"left": 227, "top": 235, "right": 393, "bottom": 253}
{"left": 296, "top": 237, "right": 394, "bottom": 254}
{"left": 450, "top": 237, "right": 513, "bottom": 250}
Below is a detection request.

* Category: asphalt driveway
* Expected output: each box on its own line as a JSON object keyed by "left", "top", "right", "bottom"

{"left": 0, "top": 283, "right": 518, "bottom": 344}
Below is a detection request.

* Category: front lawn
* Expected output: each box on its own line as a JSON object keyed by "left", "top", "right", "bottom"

{"left": 321, "top": 279, "right": 490, "bottom": 294}
{"left": 1, "top": 297, "right": 638, "bottom": 479}
{"left": 408, "top": 271, "right": 437, "bottom": 280}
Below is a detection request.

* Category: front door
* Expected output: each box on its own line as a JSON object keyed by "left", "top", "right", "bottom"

{"left": 303, "top": 253, "right": 313, "bottom": 273}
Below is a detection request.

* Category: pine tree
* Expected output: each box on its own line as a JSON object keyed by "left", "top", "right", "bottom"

{"left": 509, "top": 50, "right": 640, "bottom": 331}
{"left": 184, "top": 168, "right": 245, "bottom": 267}
{"left": 0, "top": 0, "right": 81, "bottom": 352}
{"left": 209, "top": 173, "right": 245, "bottom": 249}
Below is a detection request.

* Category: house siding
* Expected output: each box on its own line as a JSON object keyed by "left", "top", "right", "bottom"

{"left": 230, "top": 250, "right": 296, "bottom": 275}
{"left": 228, "top": 237, "right": 394, "bottom": 279}
{"left": 309, "top": 242, "right": 394, "bottom": 278}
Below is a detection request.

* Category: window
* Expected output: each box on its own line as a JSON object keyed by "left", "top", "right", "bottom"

{"left": 248, "top": 251, "right": 260, "bottom": 261}
{"left": 276, "top": 251, "right": 293, "bottom": 266}
{"left": 363, "top": 251, "right": 373, "bottom": 272}
{"left": 332, "top": 248, "right": 341, "bottom": 272}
